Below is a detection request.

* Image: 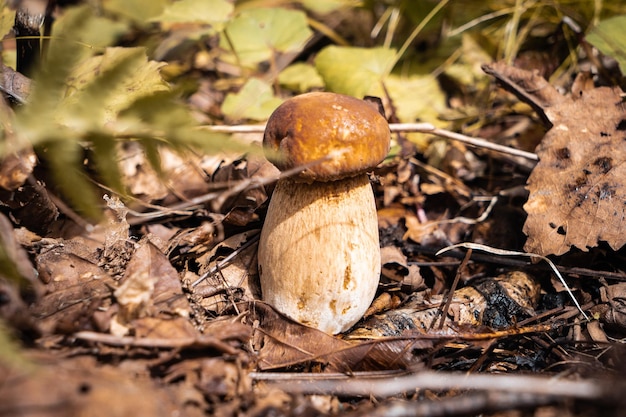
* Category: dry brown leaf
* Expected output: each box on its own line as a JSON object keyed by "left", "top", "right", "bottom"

{"left": 0, "top": 180, "right": 58, "bottom": 235}
{"left": 600, "top": 282, "right": 626, "bottom": 333}
{"left": 380, "top": 245, "right": 424, "bottom": 291}
{"left": 525, "top": 84, "right": 626, "bottom": 255}
{"left": 193, "top": 231, "right": 260, "bottom": 314}
{"left": 32, "top": 247, "right": 115, "bottom": 334}
{"left": 484, "top": 62, "right": 626, "bottom": 256}
{"left": 250, "top": 303, "right": 428, "bottom": 372}
{"left": 113, "top": 239, "right": 191, "bottom": 335}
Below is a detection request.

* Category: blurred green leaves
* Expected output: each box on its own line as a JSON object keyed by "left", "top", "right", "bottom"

{"left": 153, "top": 0, "right": 233, "bottom": 29}
{"left": 315, "top": 46, "right": 395, "bottom": 98}
{"left": 102, "top": 0, "right": 168, "bottom": 25}
{"left": 221, "top": 7, "right": 313, "bottom": 68}
{"left": 222, "top": 78, "right": 283, "bottom": 121}
{"left": 586, "top": 15, "right": 626, "bottom": 75}
{"left": 9, "top": 5, "right": 240, "bottom": 219}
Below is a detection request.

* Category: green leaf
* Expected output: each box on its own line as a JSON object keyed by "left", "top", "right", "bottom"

{"left": 9, "top": 4, "right": 250, "bottom": 219}
{"left": 278, "top": 63, "right": 324, "bottom": 93}
{"left": 153, "top": 0, "right": 233, "bottom": 29}
{"left": 118, "top": 92, "right": 247, "bottom": 155}
{"left": 102, "top": 0, "right": 168, "bottom": 25}
{"left": 586, "top": 16, "right": 626, "bottom": 75}
{"left": 222, "top": 78, "right": 283, "bottom": 121}
{"left": 443, "top": 34, "right": 492, "bottom": 91}
{"left": 0, "top": 320, "right": 34, "bottom": 371}
{"left": 50, "top": 6, "right": 128, "bottom": 63}
{"left": 63, "top": 47, "right": 169, "bottom": 128}
{"left": 46, "top": 138, "right": 103, "bottom": 219}
{"left": 299, "top": 0, "right": 359, "bottom": 14}
{"left": 315, "top": 46, "right": 396, "bottom": 97}
{"left": 24, "top": 6, "right": 95, "bottom": 117}
{"left": 91, "top": 134, "right": 124, "bottom": 193}
{"left": 375, "top": 74, "right": 446, "bottom": 124}
{"left": 221, "top": 7, "right": 313, "bottom": 67}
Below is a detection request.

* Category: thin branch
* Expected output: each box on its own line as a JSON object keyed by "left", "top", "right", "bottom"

{"left": 249, "top": 370, "right": 609, "bottom": 400}
{"left": 73, "top": 331, "right": 241, "bottom": 355}
{"left": 200, "top": 123, "right": 539, "bottom": 161}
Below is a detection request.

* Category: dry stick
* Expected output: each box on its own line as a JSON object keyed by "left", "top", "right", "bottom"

{"left": 73, "top": 331, "right": 240, "bottom": 355}
{"left": 437, "top": 248, "right": 472, "bottom": 330}
{"left": 126, "top": 155, "right": 333, "bottom": 224}
{"left": 249, "top": 370, "right": 608, "bottom": 400}
{"left": 201, "top": 123, "right": 539, "bottom": 161}
{"left": 365, "top": 391, "right": 555, "bottom": 417}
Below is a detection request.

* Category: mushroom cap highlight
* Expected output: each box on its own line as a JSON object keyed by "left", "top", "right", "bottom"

{"left": 263, "top": 92, "right": 391, "bottom": 182}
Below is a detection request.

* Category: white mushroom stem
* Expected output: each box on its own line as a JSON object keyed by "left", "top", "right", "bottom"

{"left": 258, "top": 174, "right": 381, "bottom": 335}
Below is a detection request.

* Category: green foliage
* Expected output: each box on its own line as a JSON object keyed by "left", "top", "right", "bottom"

{"left": 298, "top": 0, "right": 360, "bottom": 14}
{"left": 102, "top": 0, "right": 168, "bottom": 25}
{"left": 0, "top": 1, "right": 15, "bottom": 41}
{"left": 586, "top": 15, "right": 626, "bottom": 75}
{"left": 8, "top": 5, "right": 242, "bottom": 219}
{"left": 152, "top": 0, "right": 233, "bottom": 29}
{"left": 3, "top": 0, "right": 626, "bottom": 220}
{"left": 221, "top": 7, "right": 313, "bottom": 68}
{"left": 222, "top": 78, "right": 283, "bottom": 121}
{"left": 315, "top": 45, "right": 446, "bottom": 133}
{"left": 278, "top": 63, "right": 325, "bottom": 93}
{"left": 315, "top": 46, "right": 396, "bottom": 98}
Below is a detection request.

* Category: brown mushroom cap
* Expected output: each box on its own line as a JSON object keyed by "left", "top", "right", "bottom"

{"left": 263, "top": 92, "right": 391, "bottom": 182}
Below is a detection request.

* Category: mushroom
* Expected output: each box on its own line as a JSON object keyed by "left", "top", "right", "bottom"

{"left": 258, "top": 92, "right": 390, "bottom": 334}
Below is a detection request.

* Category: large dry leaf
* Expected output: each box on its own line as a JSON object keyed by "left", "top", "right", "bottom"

{"left": 250, "top": 303, "right": 430, "bottom": 372}
{"left": 32, "top": 248, "right": 115, "bottom": 334}
{"left": 484, "top": 62, "right": 626, "bottom": 256}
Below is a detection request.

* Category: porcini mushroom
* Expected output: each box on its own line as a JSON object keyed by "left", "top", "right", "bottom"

{"left": 258, "top": 92, "right": 390, "bottom": 334}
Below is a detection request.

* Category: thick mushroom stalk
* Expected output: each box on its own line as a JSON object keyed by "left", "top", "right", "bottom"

{"left": 258, "top": 92, "right": 390, "bottom": 334}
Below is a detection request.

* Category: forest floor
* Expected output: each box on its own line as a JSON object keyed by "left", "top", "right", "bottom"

{"left": 2, "top": 2, "right": 626, "bottom": 417}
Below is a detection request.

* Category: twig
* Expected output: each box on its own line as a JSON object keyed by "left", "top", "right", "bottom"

{"left": 73, "top": 331, "right": 241, "bottom": 355}
{"left": 437, "top": 248, "right": 472, "bottom": 329}
{"left": 407, "top": 243, "right": 626, "bottom": 282}
{"left": 200, "top": 123, "right": 539, "bottom": 161}
{"left": 127, "top": 152, "right": 344, "bottom": 225}
{"left": 249, "top": 370, "right": 609, "bottom": 400}
{"left": 361, "top": 391, "right": 555, "bottom": 417}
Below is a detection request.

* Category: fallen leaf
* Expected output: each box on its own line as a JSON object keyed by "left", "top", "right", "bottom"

{"left": 315, "top": 46, "right": 395, "bottom": 98}
{"left": 250, "top": 303, "right": 428, "bottom": 372}
{"left": 221, "top": 7, "right": 313, "bottom": 68}
{"left": 32, "top": 248, "right": 115, "bottom": 334}
{"left": 221, "top": 78, "right": 283, "bottom": 121}
{"left": 0, "top": 149, "right": 36, "bottom": 191}
{"left": 484, "top": 62, "right": 626, "bottom": 256}
{"left": 114, "top": 239, "right": 190, "bottom": 332}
